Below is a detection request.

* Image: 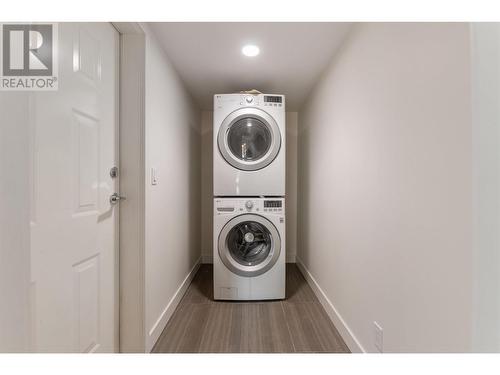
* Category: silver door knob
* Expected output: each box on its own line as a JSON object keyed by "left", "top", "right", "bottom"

{"left": 110, "top": 193, "right": 126, "bottom": 205}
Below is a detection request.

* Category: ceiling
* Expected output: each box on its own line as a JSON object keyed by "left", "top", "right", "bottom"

{"left": 148, "top": 23, "right": 352, "bottom": 111}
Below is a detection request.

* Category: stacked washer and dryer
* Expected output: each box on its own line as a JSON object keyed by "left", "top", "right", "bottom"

{"left": 213, "top": 93, "right": 286, "bottom": 300}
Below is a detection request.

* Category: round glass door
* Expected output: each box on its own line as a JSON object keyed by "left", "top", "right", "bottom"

{"left": 226, "top": 221, "right": 272, "bottom": 266}
{"left": 218, "top": 108, "right": 281, "bottom": 171}
{"left": 218, "top": 214, "right": 281, "bottom": 277}
{"left": 227, "top": 117, "right": 272, "bottom": 162}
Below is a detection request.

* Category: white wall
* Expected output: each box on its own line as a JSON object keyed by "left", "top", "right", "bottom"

{"left": 143, "top": 25, "right": 201, "bottom": 351}
{"left": 200, "top": 111, "right": 214, "bottom": 263}
{"left": 200, "top": 110, "right": 298, "bottom": 263}
{"left": 470, "top": 23, "right": 500, "bottom": 352}
{"left": 0, "top": 93, "right": 31, "bottom": 352}
{"left": 298, "top": 23, "right": 473, "bottom": 352}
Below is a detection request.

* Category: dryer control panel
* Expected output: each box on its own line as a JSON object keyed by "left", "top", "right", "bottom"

{"left": 214, "top": 93, "right": 285, "bottom": 110}
{"left": 239, "top": 94, "right": 286, "bottom": 108}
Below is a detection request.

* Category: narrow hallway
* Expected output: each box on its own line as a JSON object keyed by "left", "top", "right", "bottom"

{"left": 152, "top": 264, "right": 349, "bottom": 353}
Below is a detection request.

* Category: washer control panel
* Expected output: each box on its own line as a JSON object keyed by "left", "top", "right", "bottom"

{"left": 215, "top": 198, "right": 284, "bottom": 215}
{"left": 262, "top": 199, "right": 283, "bottom": 213}
{"left": 264, "top": 200, "right": 282, "bottom": 208}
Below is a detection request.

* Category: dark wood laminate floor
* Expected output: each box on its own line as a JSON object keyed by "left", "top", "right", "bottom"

{"left": 152, "top": 264, "right": 350, "bottom": 353}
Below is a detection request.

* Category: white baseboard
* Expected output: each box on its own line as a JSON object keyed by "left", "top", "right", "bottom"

{"left": 201, "top": 254, "right": 213, "bottom": 264}
{"left": 295, "top": 257, "right": 365, "bottom": 353}
{"left": 146, "top": 257, "right": 201, "bottom": 352}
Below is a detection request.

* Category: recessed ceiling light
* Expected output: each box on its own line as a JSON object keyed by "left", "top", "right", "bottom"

{"left": 242, "top": 44, "right": 260, "bottom": 57}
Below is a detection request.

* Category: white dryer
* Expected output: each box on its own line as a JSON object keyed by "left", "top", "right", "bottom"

{"left": 213, "top": 93, "right": 285, "bottom": 196}
{"left": 213, "top": 197, "right": 285, "bottom": 300}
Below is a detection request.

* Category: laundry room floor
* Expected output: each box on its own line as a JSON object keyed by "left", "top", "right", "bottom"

{"left": 152, "top": 264, "right": 350, "bottom": 353}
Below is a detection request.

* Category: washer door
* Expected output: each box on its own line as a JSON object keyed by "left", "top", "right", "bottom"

{"left": 218, "top": 108, "right": 281, "bottom": 171}
{"left": 218, "top": 214, "right": 281, "bottom": 277}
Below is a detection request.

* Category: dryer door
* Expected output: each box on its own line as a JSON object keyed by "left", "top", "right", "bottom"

{"left": 218, "top": 214, "right": 281, "bottom": 277}
{"left": 218, "top": 107, "right": 281, "bottom": 171}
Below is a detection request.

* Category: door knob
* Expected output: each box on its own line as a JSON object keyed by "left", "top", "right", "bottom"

{"left": 110, "top": 193, "right": 126, "bottom": 205}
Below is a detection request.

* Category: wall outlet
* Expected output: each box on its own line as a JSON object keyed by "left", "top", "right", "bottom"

{"left": 373, "top": 321, "right": 383, "bottom": 353}
{"left": 151, "top": 167, "right": 158, "bottom": 185}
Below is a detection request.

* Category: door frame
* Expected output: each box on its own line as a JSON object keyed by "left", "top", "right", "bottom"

{"left": 111, "top": 22, "right": 147, "bottom": 353}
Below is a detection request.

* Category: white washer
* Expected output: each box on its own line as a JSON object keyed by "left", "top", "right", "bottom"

{"left": 214, "top": 197, "right": 285, "bottom": 300}
{"left": 213, "top": 93, "right": 285, "bottom": 196}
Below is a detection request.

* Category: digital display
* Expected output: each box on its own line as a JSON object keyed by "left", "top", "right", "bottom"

{"left": 264, "top": 200, "right": 282, "bottom": 208}
{"left": 264, "top": 96, "right": 282, "bottom": 103}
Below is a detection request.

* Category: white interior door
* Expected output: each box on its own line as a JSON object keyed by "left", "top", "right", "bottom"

{"left": 30, "top": 23, "right": 119, "bottom": 352}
